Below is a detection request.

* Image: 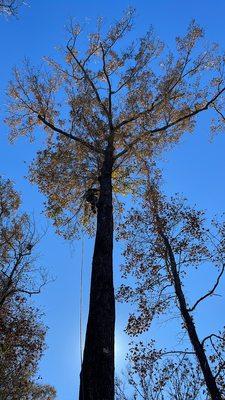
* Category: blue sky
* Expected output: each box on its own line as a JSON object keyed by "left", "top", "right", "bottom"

{"left": 1, "top": 1, "right": 225, "bottom": 399}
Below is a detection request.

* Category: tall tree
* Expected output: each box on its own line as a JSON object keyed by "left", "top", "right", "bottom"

{"left": 0, "top": 294, "right": 56, "bottom": 399}
{"left": 117, "top": 167, "right": 225, "bottom": 399}
{"left": 0, "top": 176, "right": 47, "bottom": 309}
{"left": 6, "top": 11, "right": 225, "bottom": 398}
{"left": 115, "top": 353, "right": 203, "bottom": 400}
{"left": 0, "top": 176, "right": 56, "bottom": 400}
{"left": 0, "top": 176, "right": 55, "bottom": 398}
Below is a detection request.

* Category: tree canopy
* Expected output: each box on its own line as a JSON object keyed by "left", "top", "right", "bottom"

{"left": 0, "top": 176, "right": 56, "bottom": 399}
{"left": 0, "top": 176, "right": 48, "bottom": 308}
{"left": 117, "top": 167, "right": 225, "bottom": 398}
{"left": 0, "top": 294, "right": 56, "bottom": 399}
{"left": 6, "top": 10, "right": 225, "bottom": 238}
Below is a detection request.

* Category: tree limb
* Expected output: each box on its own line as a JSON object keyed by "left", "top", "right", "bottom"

{"left": 202, "top": 333, "right": 225, "bottom": 347}
{"left": 115, "top": 87, "right": 225, "bottom": 160}
{"left": 188, "top": 263, "right": 225, "bottom": 312}
{"left": 100, "top": 43, "right": 113, "bottom": 129}
{"left": 66, "top": 44, "right": 109, "bottom": 118}
{"left": 37, "top": 114, "right": 102, "bottom": 154}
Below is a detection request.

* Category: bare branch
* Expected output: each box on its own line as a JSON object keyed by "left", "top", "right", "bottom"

{"left": 37, "top": 114, "right": 102, "bottom": 154}
{"left": 202, "top": 333, "right": 225, "bottom": 347}
{"left": 100, "top": 42, "right": 113, "bottom": 128}
{"left": 188, "top": 263, "right": 225, "bottom": 312}
{"left": 66, "top": 44, "right": 109, "bottom": 118}
{"left": 213, "top": 104, "right": 225, "bottom": 121}
{"left": 160, "top": 350, "right": 195, "bottom": 356}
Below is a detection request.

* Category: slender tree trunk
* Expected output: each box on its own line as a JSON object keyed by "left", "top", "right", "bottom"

{"left": 0, "top": 292, "right": 8, "bottom": 308}
{"left": 79, "top": 147, "right": 115, "bottom": 400}
{"left": 160, "top": 231, "right": 222, "bottom": 400}
{"left": 0, "top": 278, "right": 13, "bottom": 308}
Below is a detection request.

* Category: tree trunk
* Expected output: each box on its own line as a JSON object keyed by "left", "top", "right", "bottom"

{"left": 160, "top": 231, "right": 222, "bottom": 400}
{"left": 79, "top": 147, "right": 115, "bottom": 400}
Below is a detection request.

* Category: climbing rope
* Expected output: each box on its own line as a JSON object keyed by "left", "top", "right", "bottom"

{"left": 79, "top": 233, "right": 85, "bottom": 400}
{"left": 80, "top": 233, "right": 84, "bottom": 368}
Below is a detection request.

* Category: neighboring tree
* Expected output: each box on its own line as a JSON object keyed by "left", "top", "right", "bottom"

{"left": 117, "top": 166, "right": 225, "bottom": 399}
{"left": 0, "top": 0, "right": 23, "bottom": 16}
{"left": 0, "top": 176, "right": 47, "bottom": 309}
{"left": 6, "top": 10, "right": 225, "bottom": 398}
{"left": 0, "top": 294, "right": 56, "bottom": 399}
{"left": 0, "top": 176, "right": 55, "bottom": 398}
{"left": 115, "top": 350, "right": 203, "bottom": 400}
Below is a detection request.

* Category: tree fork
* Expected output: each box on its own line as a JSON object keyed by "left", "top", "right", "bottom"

{"left": 79, "top": 146, "right": 115, "bottom": 400}
{"left": 160, "top": 231, "right": 222, "bottom": 400}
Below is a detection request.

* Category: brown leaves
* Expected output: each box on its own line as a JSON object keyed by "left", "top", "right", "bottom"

{"left": 5, "top": 12, "right": 225, "bottom": 240}
{"left": 118, "top": 184, "right": 225, "bottom": 333}
{"left": 0, "top": 176, "right": 56, "bottom": 398}
{"left": 176, "top": 20, "right": 204, "bottom": 53}
{"left": 0, "top": 176, "right": 48, "bottom": 307}
{"left": 0, "top": 296, "right": 56, "bottom": 399}
{"left": 117, "top": 171, "right": 225, "bottom": 396}
{"left": 116, "top": 341, "right": 202, "bottom": 399}
{"left": 6, "top": 63, "right": 60, "bottom": 142}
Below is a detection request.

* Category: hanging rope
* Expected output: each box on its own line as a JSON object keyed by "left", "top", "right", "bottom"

{"left": 79, "top": 233, "right": 84, "bottom": 368}
{"left": 79, "top": 233, "right": 85, "bottom": 400}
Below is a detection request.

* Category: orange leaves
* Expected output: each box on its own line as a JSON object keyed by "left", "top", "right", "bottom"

{"left": 0, "top": 177, "right": 56, "bottom": 398}
{"left": 175, "top": 20, "right": 204, "bottom": 53}
{"left": 0, "top": 296, "right": 56, "bottom": 399}
{"left": 5, "top": 11, "right": 225, "bottom": 246}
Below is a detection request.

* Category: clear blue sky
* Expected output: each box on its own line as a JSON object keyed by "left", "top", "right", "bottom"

{"left": 1, "top": 1, "right": 225, "bottom": 399}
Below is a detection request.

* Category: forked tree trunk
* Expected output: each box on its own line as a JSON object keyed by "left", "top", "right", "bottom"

{"left": 79, "top": 147, "right": 115, "bottom": 400}
{"left": 160, "top": 231, "right": 222, "bottom": 400}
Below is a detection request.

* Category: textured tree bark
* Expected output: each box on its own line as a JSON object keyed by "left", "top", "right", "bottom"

{"left": 79, "top": 147, "right": 115, "bottom": 400}
{"left": 160, "top": 231, "right": 222, "bottom": 400}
